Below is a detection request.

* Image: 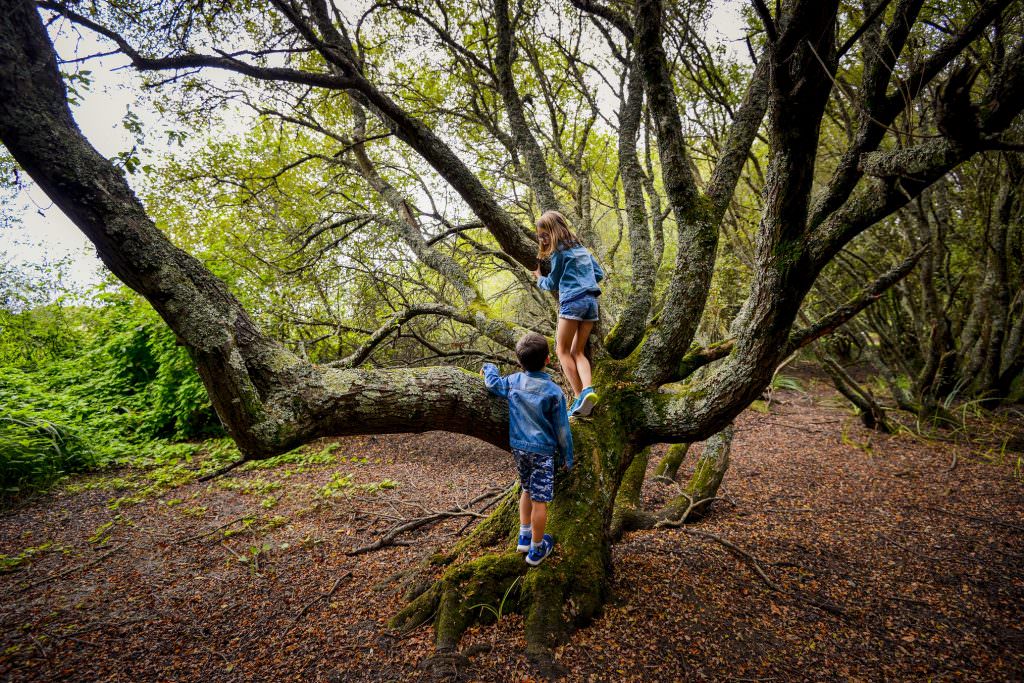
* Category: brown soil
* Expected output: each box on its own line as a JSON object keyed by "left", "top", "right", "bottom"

{"left": 1, "top": 380, "right": 1022, "bottom": 682}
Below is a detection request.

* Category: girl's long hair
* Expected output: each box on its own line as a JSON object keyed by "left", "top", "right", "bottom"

{"left": 536, "top": 210, "right": 580, "bottom": 259}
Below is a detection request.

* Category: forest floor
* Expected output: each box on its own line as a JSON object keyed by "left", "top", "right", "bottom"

{"left": 0, "top": 375, "right": 1022, "bottom": 682}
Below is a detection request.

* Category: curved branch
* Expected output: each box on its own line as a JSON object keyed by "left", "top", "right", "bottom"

{"left": 603, "top": 56, "right": 654, "bottom": 358}
{"left": 631, "top": 0, "right": 717, "bottom": 385}
{"left": 330, "top": 303, "right": 523, "bottom": 368}
{"left": 568, "top": 0, "right": 633, "bottom": 40}
{"left": 0, "top": 0, "right": 511, "bottom": 458}
{"left": 37, "top": 1, "right": 357, "bottom": 90}
{"left": 667, "top": 244, "right": 926, "bottom": 383}
{"left": 297, "top": 0, "right": 541, "bottom": 268}
{"left": 808, "top": 0, "right": 1012, "bottom": 230}
{"left": 494, "top": 0, "right": 559, "bottom": 212}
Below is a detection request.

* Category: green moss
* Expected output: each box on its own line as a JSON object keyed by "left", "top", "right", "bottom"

{"left": 0, "top": 542, "right": 54, "bottom": 573}
{"left": 654, "top": 443, "right": 689, "bottom": 479}
{"left": 262, "top": 346, "right": 303, "bottom": 374}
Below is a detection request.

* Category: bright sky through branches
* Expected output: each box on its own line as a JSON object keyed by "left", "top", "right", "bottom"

{"left": 1, "top": 0, "right": 748, "bottom": 296}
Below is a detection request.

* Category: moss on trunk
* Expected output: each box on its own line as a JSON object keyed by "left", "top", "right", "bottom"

{"left": 654, "top": 442, "right": 689, "bottom": 480}
{"left": 390, "top": 410, "right": 632, "bottom": 667}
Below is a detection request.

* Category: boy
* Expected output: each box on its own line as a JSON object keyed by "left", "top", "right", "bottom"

{"left": 482, "top": 332, "right": 573, "bottom": 566}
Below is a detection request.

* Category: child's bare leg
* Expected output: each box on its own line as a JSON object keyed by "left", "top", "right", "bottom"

{"left": 571, "top": 320, "right": 595, "bottom": 389}
{"left": 556, "top": 318, "right": 583, "bottom": 395}
{"left": 530, "top": 500, "right": 547, "bottom": 543}
{"left": 519, "top": 488, "right": 533, "bottom": 527}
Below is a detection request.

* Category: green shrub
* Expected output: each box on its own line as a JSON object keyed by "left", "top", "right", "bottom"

{"left": 0, "top": 285, "right": 222, "bottom": 496}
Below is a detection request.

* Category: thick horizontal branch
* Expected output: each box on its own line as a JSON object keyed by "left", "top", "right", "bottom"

{"left": 0, "top": 1, "right": 515, "bottom": 459}
{"left": 858, "top": 140, "right": 965, "bottom": 178}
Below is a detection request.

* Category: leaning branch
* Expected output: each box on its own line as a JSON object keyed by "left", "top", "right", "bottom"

{"left": 669, "top": 246, "right": 927, "bottom": 382}
{"left": 789, "top": 245, "right": 928, "bottom": 348}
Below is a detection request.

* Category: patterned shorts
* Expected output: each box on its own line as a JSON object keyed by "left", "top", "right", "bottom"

{"left": 558, "top": 294, "right": 600, "bottom": 322}
{"left": 512, "top": 448, "right": 555, "bottom": 503}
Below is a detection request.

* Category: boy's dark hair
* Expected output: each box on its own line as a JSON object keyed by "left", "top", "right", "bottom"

{"left": 515, "top": 332, "right": 549, "bottom": 372}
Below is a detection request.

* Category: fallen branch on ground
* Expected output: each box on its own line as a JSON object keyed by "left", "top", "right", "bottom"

{"left": 197, "top": 458, "right": 247, "bottom": 482}
{"left": 284, "top": 571, "right": 353, "bottom": 635}
{"left": 679, "top": 528, "right": 851, "bottom": 620}
{"left": 347, "top": 486, "right": 511, "bottom": 556}
{"left": 17, "top": 545, "right": 122, "bottom": 594}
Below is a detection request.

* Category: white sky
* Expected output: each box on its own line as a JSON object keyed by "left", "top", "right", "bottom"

{"left": 1, "top": 1, "right": 748, "bottom": 295}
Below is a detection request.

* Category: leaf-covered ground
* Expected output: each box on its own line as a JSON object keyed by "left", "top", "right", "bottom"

{"left": 1, "top": 378, "right": 1022, "bottom": 681}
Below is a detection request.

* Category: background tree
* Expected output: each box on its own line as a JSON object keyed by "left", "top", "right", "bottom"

{"left": 1, "top": 0, "right": 1021, "bottom": 672}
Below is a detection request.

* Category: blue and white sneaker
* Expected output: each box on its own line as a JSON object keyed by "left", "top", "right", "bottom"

{"left": 567, "top": 394, "right": 582, "bottom": 416}
{"left": 525, "top": 534, "right": 554, "bottom": 566}
{"left": 516, "top": 529, "right": 532, "bottom": 553}
{"left": 571, "top": 387, "right": 599, "bottom": 417}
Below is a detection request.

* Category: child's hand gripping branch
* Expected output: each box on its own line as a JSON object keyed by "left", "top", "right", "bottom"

{"left": 482, "top": 332, "right": 573, "bottom": 566}
{"left": 533, "top": 210, "right": 604, "bottom": 418}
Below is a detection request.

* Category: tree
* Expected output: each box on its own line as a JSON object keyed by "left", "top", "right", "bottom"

{"left": 1, "top": 0, "right": 1021, "bottom": 672}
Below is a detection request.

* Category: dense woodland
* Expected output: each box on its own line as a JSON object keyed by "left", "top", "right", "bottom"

{"left": 1, "top": 0, "right": 1022, "bottom": 677}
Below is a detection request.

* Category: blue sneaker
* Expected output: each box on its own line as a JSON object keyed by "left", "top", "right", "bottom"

{"left": 572, "top": 387, "right": 599, "bottom": 417}
{"left": 516, "top": 530, "right": 532, "bottom": 553}
{"left": 525, "top": 534, "right": 554, "bottom": 566}
{"left": 567, "top": 394, "right": 582, "bottom": 415}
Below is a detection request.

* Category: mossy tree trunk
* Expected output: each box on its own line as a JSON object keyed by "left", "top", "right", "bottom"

{"left": 654, "top": 443, "right": 689, "bottom": 480}
{"left": 392, "top": 414, "right": 635, "bottom": 672}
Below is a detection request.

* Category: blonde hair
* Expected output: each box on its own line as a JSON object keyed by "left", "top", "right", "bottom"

{"left": 535, "top": 210, "right": 580, "bottom": 259}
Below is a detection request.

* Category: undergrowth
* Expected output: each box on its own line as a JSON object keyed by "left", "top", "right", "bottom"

{"left": 0, "top": 286, "right": 221, "bottom": 499}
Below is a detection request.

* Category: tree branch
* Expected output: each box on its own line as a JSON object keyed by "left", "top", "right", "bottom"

{"left": 37, "top": 1, "right": 357, "bottom": 90}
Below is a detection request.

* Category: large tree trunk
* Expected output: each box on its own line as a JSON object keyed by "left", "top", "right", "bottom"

{"left": 391, "top": 416, "right": 634, "bottom": 674}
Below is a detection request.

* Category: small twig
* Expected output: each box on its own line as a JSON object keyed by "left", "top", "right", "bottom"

{"left": 680, "top": 529, "right": 850, "bottom": 620}
{"left": 655, "top": 494, "right": 735, "bottom": 528}
{"left": 17, "top": 546, "right": 121, "bottom": 594}
{"left": 347, "top": 508, "right": 486, "bottom": 556}
{"left": 456, "top": 483, "right": 514, "bottom": 534}
{"left": 349, "top": 486, "right": 510, "bottom": 556}
{"left": 175, "top": 514, "right": 254, "bottom": 544}
{"left": 681, "top": 528, "right": 782, "bottom": 591}
{"left": 219, "top": 541, "right": 247, "bottom": 563}
{"left": 919, "top": 505, "right": 1024, "bottom": 533}
{"left": 284, "top": 571, "right": 353, "bottom": 636}
{"left": 198, "top": 458, "right": 247, "bottom": 482}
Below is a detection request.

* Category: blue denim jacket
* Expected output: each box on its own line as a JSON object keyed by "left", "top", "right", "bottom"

{"left": 482, "top": 364, "right": 574, "bottom": 469}
{"left": 536, "top": 245, "right": 605, "bottom": 303}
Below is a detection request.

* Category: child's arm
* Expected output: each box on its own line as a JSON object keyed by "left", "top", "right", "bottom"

{"left": 536, "top": 251, "right": 564, "bottom": 291}
{"left": 482, "top": 363, "right": 510, "bottom": 397}
{"left": 590, "top": 253, "right": 605, "bottom": 283}
{"left": 553, "top": 394, "right": 574, "bottom": 469}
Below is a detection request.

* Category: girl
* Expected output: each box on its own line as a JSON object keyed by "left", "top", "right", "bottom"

{"left": 531, "top": 210, "right": 605, "bottom": 416}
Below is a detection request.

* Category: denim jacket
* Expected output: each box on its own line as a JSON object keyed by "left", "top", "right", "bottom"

{"left": 482, "top": 364, "right": 574, "bottom": 469}
{"left": 536, "top": 245, "right": 605, "bottom": 303}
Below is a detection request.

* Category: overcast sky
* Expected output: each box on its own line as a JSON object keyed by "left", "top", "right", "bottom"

{"left": 1, "top": 1, "right": 748, "bottom": 296}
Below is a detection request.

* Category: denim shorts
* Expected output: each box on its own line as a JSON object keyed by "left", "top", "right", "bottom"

{"left": 512, "top": 448, "right": 555, "bottom": 502}
{"left": 559, "top": 294, "right": 599, "bottom": 322}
